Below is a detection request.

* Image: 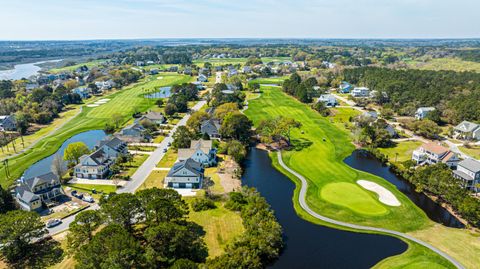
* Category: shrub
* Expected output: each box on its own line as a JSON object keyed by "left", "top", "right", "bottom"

{"left": 191, "top": 198, "right": 216, "bottom": 212}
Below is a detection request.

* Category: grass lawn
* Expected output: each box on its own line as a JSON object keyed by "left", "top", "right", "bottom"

{"left": 378, "top": 141, "right": 423, "bottom": 164}
{"left": 0, "top": 73, "right": 192, "bottom": 187}
{"left": 49, "top": 60, "right": 104, "bottom": 73}
{"left": 152, "top": 135, "right": 165, "bottom": 143}
{"left": 329, "top": 107, "right": 361, "bottom": 132}
{"left": 205, "top": 167, "right": 225, "bottom": 194}
{"left": 248, "top": 76, "right": 288, "bottom": 86}
{"left": 458, "top": 145, "right": 480, "bottom": 159}
{"left": 245, "top": 86, "right": 466, "bottom": 268}
{"left": 137, "top": 170, "right": 168, "bottom": 190}
{"left": 157, "top": 148, "right": 177, "bottom": 168}
{"left": 65, "top": 183, "right": 117, "bottom": 200}
{"left": 188, "top": 202, "right": 244, "bottom": 257}
{"left": 120, "top": 154, "right": 149, "bottom": 177}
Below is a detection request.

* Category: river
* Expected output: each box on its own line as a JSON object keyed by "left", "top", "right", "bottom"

{"left": 0, "top": 59, "right": 62, "bottom": 80}
{"left": 22, "top": 130, "right": 107, "bottom": 179}
{"left": 242, "top": 148, "right": 408, "bottom": 269}
{"left": 344, "top": 150, "right": 463, "bottom": 228}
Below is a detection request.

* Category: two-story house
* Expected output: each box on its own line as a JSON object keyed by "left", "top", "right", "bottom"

{"left": 96, "top": 136, "right": 128, "bottom": 158}
{"left": 317, "top": 94, "right": 338, "bottom": 107}
{"left": 200, "top": 119, "right": 221, "bottom": 139}
{"left": 14, "top": 172, "right": 64, "bottom": 211}
{"left": 0, "top": 115, "right": 16, "bottom": 131}
{"left": 165, "top": 158, "right": 204, "bottom": 189}
{"left": 454, "top": 121, "right": 480, "bottom": 141}
{"left": 136, "top": 111, "right": 166, "bottom": 125}
{"left": 351, "top": 87, "right": 370, "bottom": 97}
{"left": 453, "top": 159, "right": 480, "bottom": 192}
{"left": 415, "top": 107, "right": 436, "bottom": 120}
{"left": 177, "top": 140, "right": 217, "bottom": 167}
{"left": 412, "top": 142, "right": 459, "bottom": 168}
{"left": 74, "top": 149, "right": 113, "bottom": 179}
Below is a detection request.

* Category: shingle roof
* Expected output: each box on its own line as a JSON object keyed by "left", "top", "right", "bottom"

{"left": 167, "top": 158, "right": 203, "bottom": 177}
{"left": 24, "top": 172, "right": 58, "bottom": 190}
{"left": 454, "top": 121, "right": 479, "bottom": 133}
{"left": 458, "top": 158, "right": 480, "bottom": 173}
{"left": 144, "top": 111, "right": 165, "bottom": 121}
{"left": 15, "top": 185, "right": 40, "bottom": 203}
{"left": 421, "top": 142, "right": 448, "bottom": 155}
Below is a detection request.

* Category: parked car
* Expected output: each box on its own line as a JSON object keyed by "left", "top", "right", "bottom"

{"left": 167, "top": 142, "right": 171, "bottom": 146}
{"left": 46, "top": 219, "right": 62, "bottom": 228}
{"left": 71, "top": 190, "right": 84, "bottom": 199}
{"left": 163, "top": 148, "right": 167, "bottom": 153}
{"left": 83, "top": 196, "right": 94, "bottom": 203}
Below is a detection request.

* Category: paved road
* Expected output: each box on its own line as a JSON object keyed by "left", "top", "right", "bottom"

{"left": 47, "top": 100, "right": 206, "bottom": 235}
{"left": 276, "top": 151, "right": 465, "bottom": 269}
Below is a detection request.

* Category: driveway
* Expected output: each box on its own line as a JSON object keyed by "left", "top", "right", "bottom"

{"left": 47, "top": 100, "right": 206, "bottom": 235}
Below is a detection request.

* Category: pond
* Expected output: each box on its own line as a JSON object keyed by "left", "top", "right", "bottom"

{"left": 344, "top": 150, "right": 464, "bottom": 228}
{"left": 144, "top": 86, "right": 172, "bottom": 99}
{"left": 22, "top": 130, "right": 107, "bottom": 179}
{"left": 0, "top": 59, "right": 62, "bottom": 80}
{"left": 242, "top": 148, "right": 408, "bottom": 269}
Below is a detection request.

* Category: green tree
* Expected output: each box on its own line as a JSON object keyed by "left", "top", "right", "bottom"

{"left": 186, "top": 111, "right": 210, "bottom": 132}
{"left": 66, "top": 210, "right": 103, "bottom": 252}
{"left": 101, "top": 193, "right": 142, "bottom": 231}
{"left": 75, "top": 224, "right": 145, "bottom": 269}
{"left": 173, "top": 126, "right": 194, "bottom": 149}
{"left": 0, "top": 185, "right": 15, "bottom": 213}
{"left": 220, "top": 112, "right": 253, "bottom": 143}
{"left": 111, "top": 112, "right": 123, "bottom": 128}
{"left": 0, "top": 210, "right": 46, "bottom": 263}
{"left": 165, "top": 103, "right": 178, "bottom": 116}
{"left": 213, "top": 102, "right": 239, "bottom": 121}
{"left": 227, "top": 140, "right": 247, "bottom": 163}
{"left": 63, "top": 142, "right": 89, "bottom": 165}
{"left": 136, "top": 188, "right": 188, "bottom": 224}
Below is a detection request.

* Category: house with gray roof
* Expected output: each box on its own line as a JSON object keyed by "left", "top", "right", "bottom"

{"left": 177, "top": 139, "right": 217, "bottom": 167}
{"left": 200, "top": 119, "right": 221, "bottom": 139}
{"left": 0, "top": 115, "right": 16, "bottom": 131}
{"left": 415, "top": 107, "right": 436, "bottom": 120}
{"left": 14, "top": 172, "right": 64, "bottom": 211}
{"left": 74, "top": 149, "right": 114, "bottom": 179}
{"left": 165, "top": 158, "right": 204, "bottom": 189}
{"left": 454, "top": 121, "right": 480, "bottom": 141}
{"left": 137, "top": 111, "right": 166, "bottom": 125}
{"left": 119, "top": 123, "right": 151, "bottom": 142}
{"left": 96, "top": 136, "right": 128, "bottom": 158}
{"left": 317, "top": 94, "right": 338, "bottom": 107}
{"left": 453, "top": 159, "right": 480, "bottom": 192}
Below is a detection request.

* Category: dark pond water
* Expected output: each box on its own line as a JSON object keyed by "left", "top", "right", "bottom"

{"left": 344, "top": 150, "right": 464, "bottom": 228}
{"left": 242, "top": 148, "right": 408, "bottom": 269}
{"left": 22, "top": 130, "right": 107, "bottom": 179}
{"left": 144, "top": 86, "right": 172, "bottom": 98}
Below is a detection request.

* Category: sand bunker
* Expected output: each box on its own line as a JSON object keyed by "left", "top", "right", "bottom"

{"left": 98, "top": 98, "right": 110, "bottom": 102}
{"left": 157, "top": 76, "right": 164, "bottom": 80}
{"left": 357, "top": 180, "right": 401, "bottom": 206}
{"left": 86, "top": 104, "right": 99, "bottom": 107}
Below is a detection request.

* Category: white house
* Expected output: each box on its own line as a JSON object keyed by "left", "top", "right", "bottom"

{"left": 177, "top": 140, "right": 217, "bottom": 167}
{"left": 415, "top": 107, "right": 436, "bottom": 120}
{"left": 351, "top": 87, "right": 370, "bottom": 97}
{"left": 454, "top": 121, "right": 480, "bottom": 141}
{"left": 317, "top": 94, "right": 338, "bottom": 107}
{"left": 74, "top": 149, "right": 113, "bottom": 179}
{"left": 198, "top": 74, "right": 208, "bottom": 82}
{"left": 165, "top": 158, "right": 204, "bottom": 189}
{"left": 412, "top": 142, "right": 459, "bottom": 168}
{"left": 453, "top": 159, "right": 480, "bottom": 192}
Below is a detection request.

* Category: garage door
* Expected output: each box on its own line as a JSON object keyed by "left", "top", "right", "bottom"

{"left": 185, "top": 183, "right": 193, "bottom": 188}
{"left": 173, "top": 183, "right": 179, "bottom": 188}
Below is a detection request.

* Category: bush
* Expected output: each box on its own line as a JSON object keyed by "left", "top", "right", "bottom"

{"left": 191, "top": 198, "right": 216, "bottom": 212}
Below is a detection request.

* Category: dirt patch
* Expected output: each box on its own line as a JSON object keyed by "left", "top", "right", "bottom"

{"left": 218, "top": 158, "right": 241, "bottom": 192}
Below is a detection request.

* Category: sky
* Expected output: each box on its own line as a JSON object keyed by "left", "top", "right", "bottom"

{"left": 0, "top": 0, "right": 479, "bottom": 40}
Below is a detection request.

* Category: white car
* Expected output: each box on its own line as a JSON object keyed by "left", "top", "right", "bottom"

{"left": 46, "top": 219, "right": 62, "bottom": 228}
{"left": 82, "top": 195, "right": 94, "bottom": 203}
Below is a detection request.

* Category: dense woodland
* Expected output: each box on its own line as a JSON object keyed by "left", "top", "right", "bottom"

{"left": 343, "top": 67, "right": 480, "bottom": 124}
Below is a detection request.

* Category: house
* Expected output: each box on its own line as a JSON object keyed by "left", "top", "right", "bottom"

{"left": 198, "top": 74, "right": 208, "bottom": 82}
{"left": 0, "top": 115, "right": 16, "bottom": 131}
{"left": 74, "top": 149, "right": 114, "bottom": 179}
{"left": 178, "top": 139, "right": 217, "bottom": 167}
{"left": 72, "top": 87, "right": 90, "bottom": 99}
{"left": 453, "top": 159, "right": 480, "bottom": 192}
{"left": 412, "top": 142, "right": 459, "bottom": 168}
{"left": 96, "top": 136, "right": 128, "bottom": 158}
{"left": 454, "top": 121, "right": 480, "bottom": 140}
{"left": 339, "top": 82, "right": 352, "bottom": 93}
{"left": 200, "top": 119, "right": 221, "bottom": 139}
{"left": 242, "top": 66, "right": 252, "bottom": 73}
{"left": 165, "top": 158, "right": 204, "bottom": 189}
{"left": 25, "top": 83, "right": 39, "bottom": 91}
{"left": 362, "top": 111, "right": 378, "bottom": 120}
{"left": 192, "top": 81, "right": 204, "bottom": 90}
{"left": 150, "top": 68, "right": 159, "bottom": 75}
{"left": 415, "top": 107, "right": 436, "bottom": 120}
{"left": 317, "top": 94, "right": 338, "bottom": 107}
{"left": 227, "top": 67, "right": 238, "bottom": 77}
{"left": 136, "top": 61, "right": 145, "bottom": 67}
{"left": 351, "top": 87, "right": 370, "bottom": 97}
{"left": 120, "top": 123, "right": 150, "bottom": 142}
{"left": 137, "top": 111, "right": 166, "bottom": 125}
{"left": 183, "top": 67, "right": 193, "bottom": 75}
{"left": 14, "top": 172, "right": 64, "bottom": 211}
{"left": 168, "top": 66, "right": 179, "bottom": 72}
{"left": 384, "top": 124, "right": 398, "bottom": 138}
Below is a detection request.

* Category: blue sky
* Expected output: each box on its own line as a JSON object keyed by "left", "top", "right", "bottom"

{"left": 1, "top": 0, "right": 478, "bottom": 40}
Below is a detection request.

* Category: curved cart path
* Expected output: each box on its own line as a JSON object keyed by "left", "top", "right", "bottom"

{"left": 276, "top": 151, "right": 464, "bottom": 269}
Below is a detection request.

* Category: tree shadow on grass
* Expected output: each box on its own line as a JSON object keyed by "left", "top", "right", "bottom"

{"left": 288, "top": 138, "right": 313, "bottom": 152}
{"left": 9, "top": 239, "right": 64, "bottom": 269}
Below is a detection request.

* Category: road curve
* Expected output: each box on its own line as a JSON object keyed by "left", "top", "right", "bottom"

{"left": 276, "top": 151, "right": 465, "bottom": 269}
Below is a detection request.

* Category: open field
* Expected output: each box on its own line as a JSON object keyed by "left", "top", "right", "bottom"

{"left": 245, "top": 86, "right": 478, "bottom": 268}
{"left": 188, "top": 202, "right": 244, "bottom": 257}
{"left": 137, "top": 170, "right": 168, "bottom": 191}
{"left": 157, "top": 148, "right": 177, "bottom": 168}
{"left": 65, "top": 183, "right": 117, "bottom": 200}
{"left": 49, "top": 60, "right": 104, "bottom": 73}
{"left": 378, "top": 140, "right": 423, "bottom": 164}
{"left": 406, "top": 58, "right": 480, "bottom": 73}
{"left": 458, "top": 145, "right": 480, "bottom": 159}
{"left": 0, "top": 73, "right": 192, "bottom": 187}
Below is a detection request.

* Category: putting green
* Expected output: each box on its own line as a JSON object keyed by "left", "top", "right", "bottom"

{"left": 320, "top": 182, "right": 388, "bottom": 216}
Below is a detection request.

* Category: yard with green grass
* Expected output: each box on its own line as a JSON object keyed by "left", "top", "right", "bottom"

{"left": 0, "top": 73, "right": 192, "bottom": 187}
{"left": 66, "top": 183, "right": 117, "bottom": 200}
{"left": 188, "top": 202, "right": 244, "bottom": 257}
{"left": 458, "top": 145, "right": 480, "bottom": 159}
{"left": 157, "top": 148, "right": 177, "bottom": 168}
{"left": 378, "top": 140, "right": 423, "bottom": 164}
{"left": 244, "top": 85, "right": 477, "bottom": 268}
{"left": 137, "top": 170, "right": 168, "bottom": 191}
